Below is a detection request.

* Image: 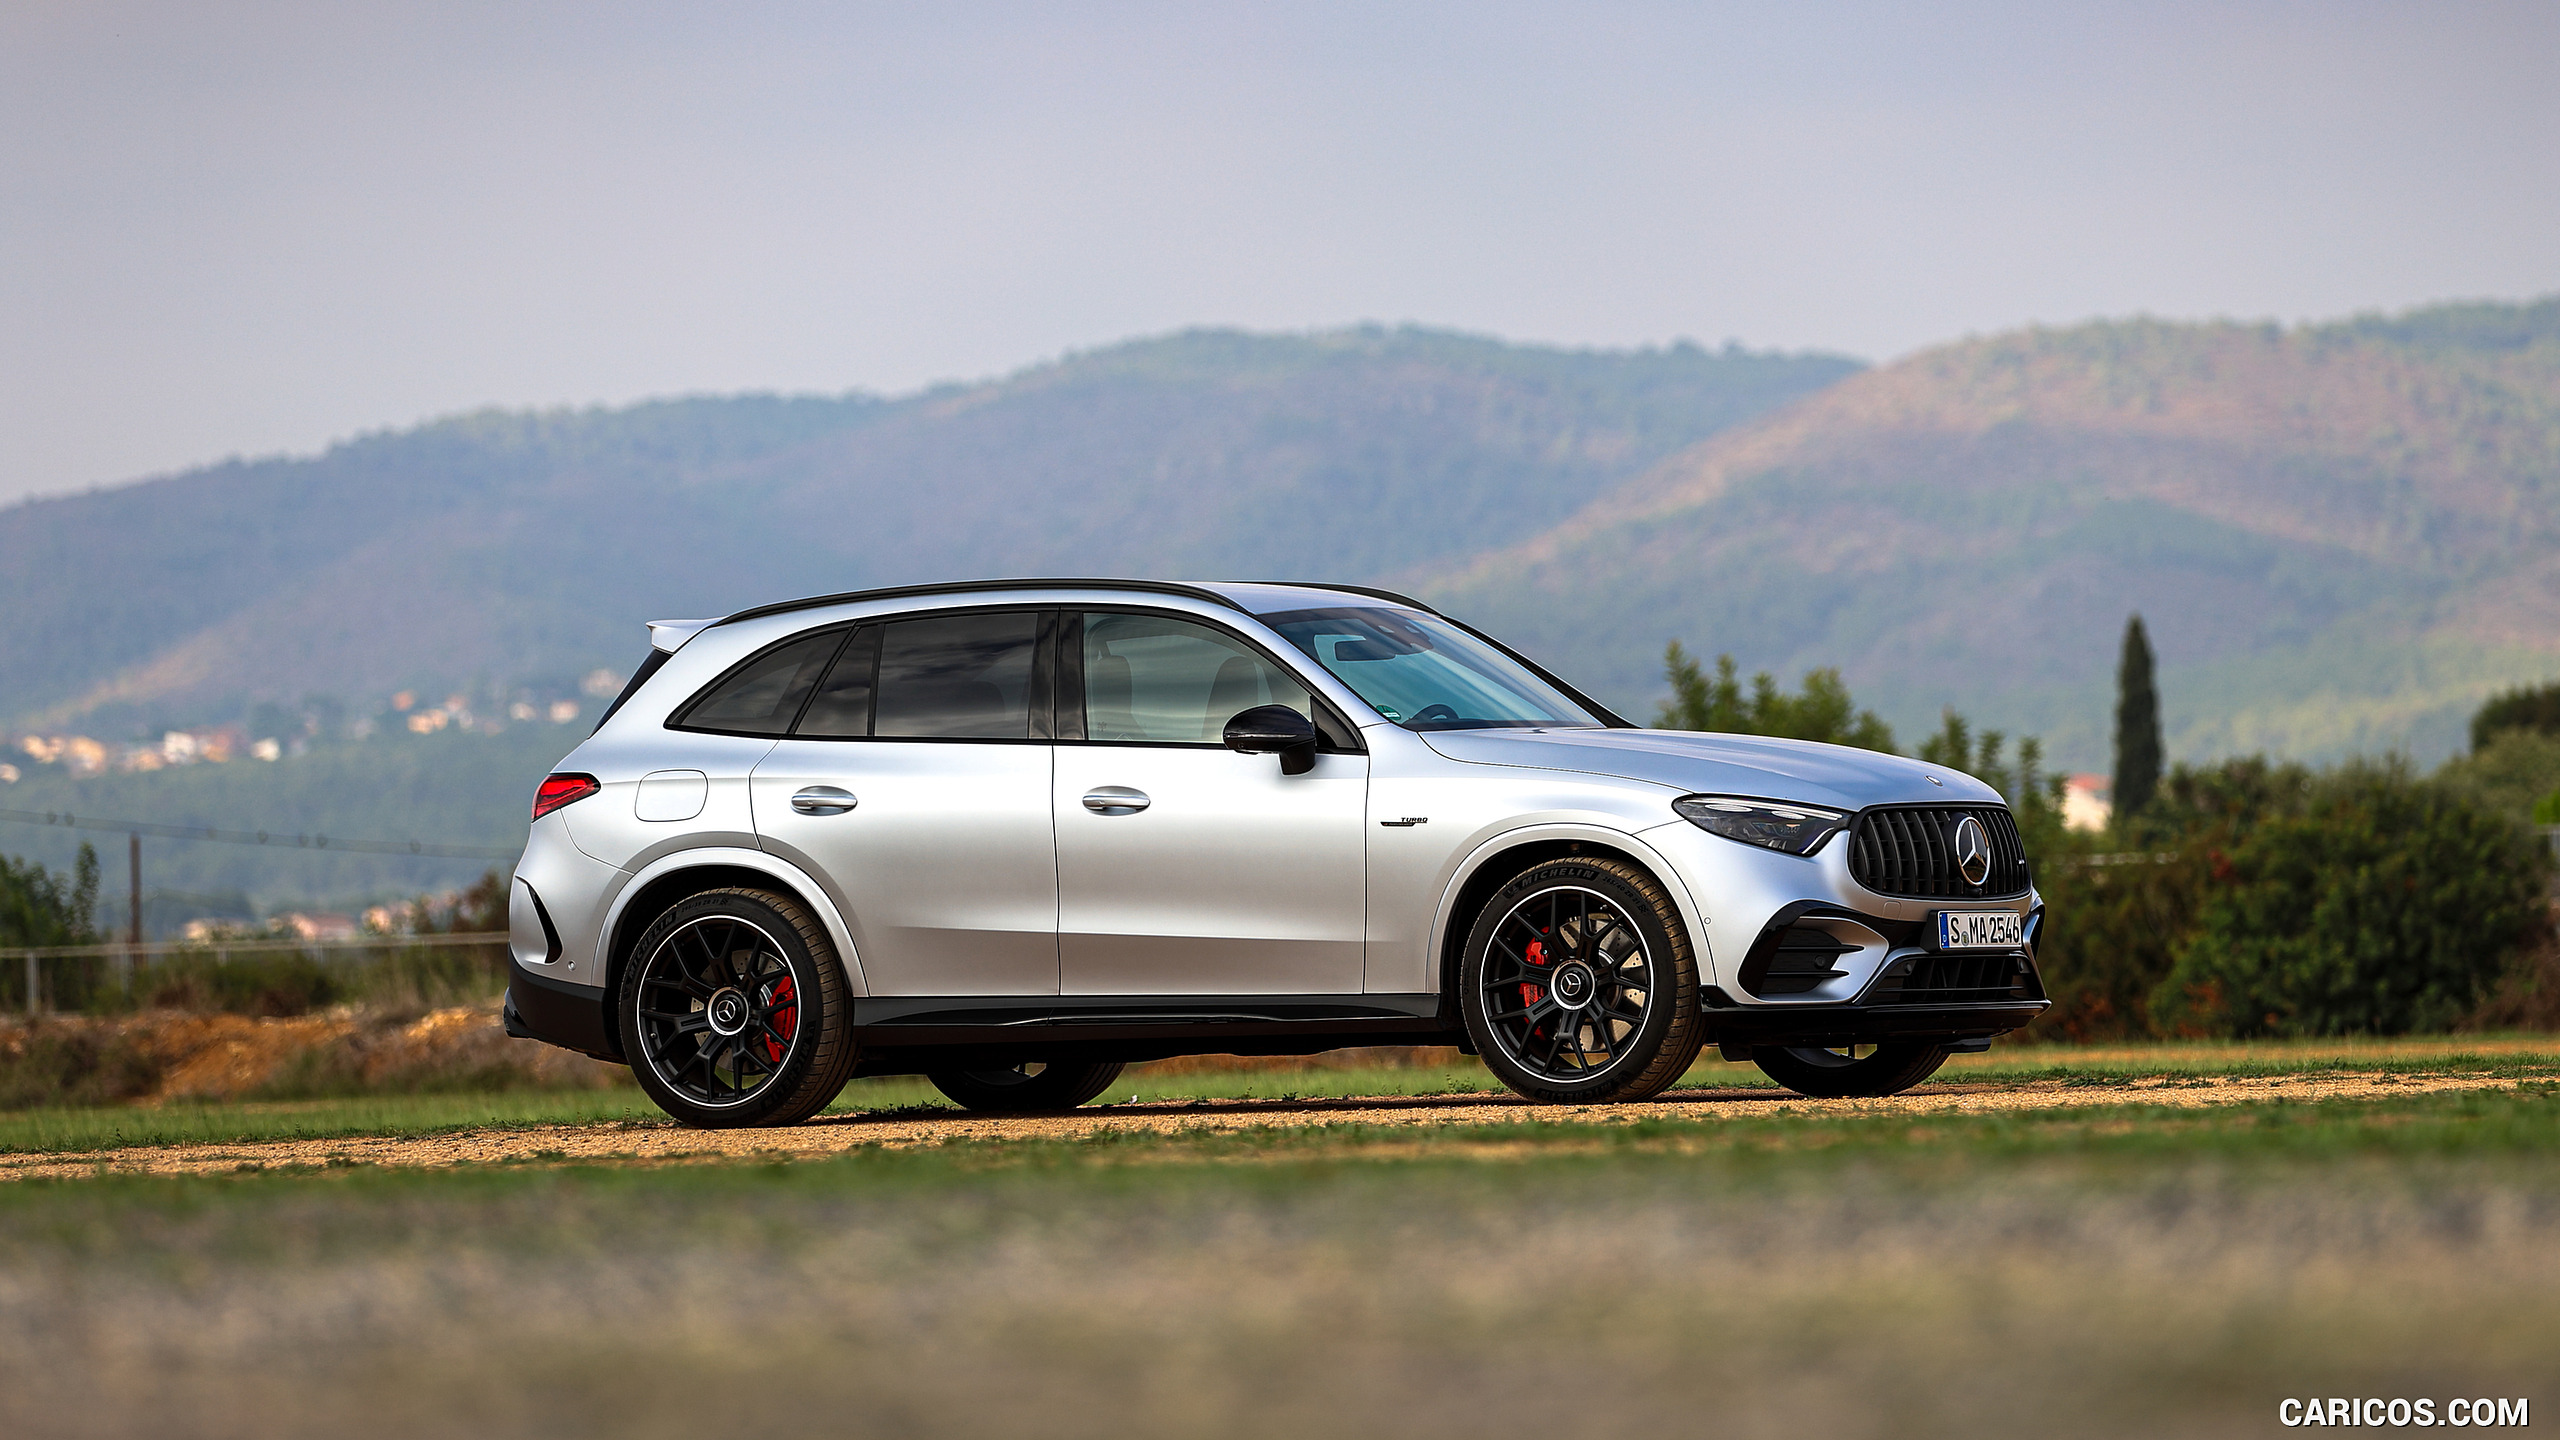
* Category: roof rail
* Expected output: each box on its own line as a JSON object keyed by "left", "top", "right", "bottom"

{"left": 714, "top": 578, "right": 1250, "bottom": 628}
{"left": 1248, "top": 582, "right": 1442, "bottom": 614}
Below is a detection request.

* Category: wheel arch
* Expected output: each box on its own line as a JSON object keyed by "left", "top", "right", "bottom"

{"left": 599, "top": 847, "right": 870, "bottom": 1054}
{"left": 1431, "top": 826, "right": 1709, "bottom": 1011}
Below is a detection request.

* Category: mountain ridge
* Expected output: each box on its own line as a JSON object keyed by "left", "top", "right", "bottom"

{"left": 1417, "top": 300, "right": 2560, "bottom": 764}
{"left": 6, "top": 303, "right": 2559, "bottom": 776}
{"left": 0, "top": 326, "right": 1854, "bottom": 731}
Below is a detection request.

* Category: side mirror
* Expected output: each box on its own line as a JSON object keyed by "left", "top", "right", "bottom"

{"left": 1224, "top": 704, "right": 1319, "bottom": 775}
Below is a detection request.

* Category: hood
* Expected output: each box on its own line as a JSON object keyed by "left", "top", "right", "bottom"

{"left": 1418, "top": 727, "right": 2005, "bottom": 812}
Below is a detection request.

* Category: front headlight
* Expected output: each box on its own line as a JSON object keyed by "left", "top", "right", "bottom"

{"left": 1672, "top": 795, "right": 1848, "bottom": 855}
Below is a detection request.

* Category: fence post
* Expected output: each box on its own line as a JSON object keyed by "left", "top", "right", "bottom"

{"left": 24, "top": 950, "right": 38, "bottom": 1019}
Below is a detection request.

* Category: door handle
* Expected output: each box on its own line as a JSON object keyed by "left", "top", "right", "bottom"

{"left": 790, "top": 786, "right": 858, "bottom": 815}
{"left": 1081, "top": 787, "right": 1149, "bottom": 815}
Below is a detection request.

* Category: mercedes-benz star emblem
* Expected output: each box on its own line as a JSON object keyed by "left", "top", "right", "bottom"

{"left": 1551, "top": 962, "right": 1595, "bottom": 1008}
{"left": 1951, "top": 816, "right": 1993, "bottom": 888}
{"left": 707, "top": 988, "right": 750, "bottom": 1037}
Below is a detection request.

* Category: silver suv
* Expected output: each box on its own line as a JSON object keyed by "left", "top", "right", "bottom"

{"left": 505, "top": 580, "right": 2046, "bottom": 1127}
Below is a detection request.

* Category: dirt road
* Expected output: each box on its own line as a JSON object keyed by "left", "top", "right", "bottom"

{"left": 0, "top": 1069, "right": 2529, "bottom": 1182}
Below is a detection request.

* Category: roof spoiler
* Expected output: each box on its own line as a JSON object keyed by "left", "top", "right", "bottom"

{"left": 646, "top": 618, "right": 716, "bottom": 653}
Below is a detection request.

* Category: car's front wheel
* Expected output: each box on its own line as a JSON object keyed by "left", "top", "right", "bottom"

{"left": 928, "top": 1060, "right": 1127, "bottom": 1112}
{"left": 1752, "top": 1042, "right": 1949, "bottom": 1098}
{"left": 619, "top": 887, "right": 858, "bottom": 1128}
{"left": 1459, "top": 857, "right": 1704, "bottom": 1104}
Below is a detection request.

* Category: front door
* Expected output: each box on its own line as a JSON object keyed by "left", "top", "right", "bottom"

{"left": 751, "top": 609, "right": 1059, "bottom": 997}
{"left": 1052, "top": 610, "right": 1368, "bottom": 996}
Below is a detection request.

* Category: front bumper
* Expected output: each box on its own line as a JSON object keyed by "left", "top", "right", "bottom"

{"left": 1700, "top": 996, "right": 2049, "bottom": 1055}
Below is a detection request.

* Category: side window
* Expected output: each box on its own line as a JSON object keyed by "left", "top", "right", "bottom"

{"left": 873, "top": 611, "right": 1041, "bottom": 739}
{"left": 793, "top": 627, "right": 881, "bottom": 738}
{"left": 1081, "top": 612, "right": 1313, "bottom": 744}
{"left": 671, "top": 629, "right": 845, "bottom": 735}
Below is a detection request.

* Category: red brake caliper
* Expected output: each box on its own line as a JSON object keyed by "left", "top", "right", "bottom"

{"left": 1520, "top": 935, "right": 1549, "bottom": 1024}
{"left": 763, "top": 976, "right": 798, "bottom": 1063}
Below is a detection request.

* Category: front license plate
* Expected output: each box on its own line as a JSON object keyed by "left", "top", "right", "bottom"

{"left": 1936, "top": 910, "right": 2024, "bottom": 950}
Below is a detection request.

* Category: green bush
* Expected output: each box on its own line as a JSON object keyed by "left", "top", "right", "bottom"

{"left": 2436, "top": 727, "right": 2560, "bottom": 823}
{"left": 132, "top": 951, "right": 345, "bottom": 1017}
{"left": 2028, "top": 757, "right": 2552, "bottom": 1039}
{"left": 2020, "top": 842, "right": 2198, "bottom": 1040}
{"left": 2472, "top": 679, "right": 2560, "bottom": 751}
{"left": 2149, "top": 759, "right": 2549, "bottom": 1037}
{"left": 0, "top": 1024, "right": 162, "bottom": 1109}
{"left": 1656, "top": 643, "right": 1896, "bottom": 752}
{"left": 2021, "top": 760, "right": 2278, "bottom": 1039}
{"left": 1, "top": 845, "right": 103, "bottom": 1012}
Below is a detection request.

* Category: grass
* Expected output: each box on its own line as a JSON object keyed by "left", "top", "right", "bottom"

{"left": 1938, "top": 1030, "right": 2560, "bottom": 1083}
{"left": 3, "top": 1034, "right": 2554, "bottom": 1156}
{"left": 0, "top": 1088, "right": 2554, "bottom": 1438}
{"left": 0, "top": 1089, "right": 675, "bottom": 1156}
{"left": 0, "top": 1064, "right": 1503, "bottom": 1154}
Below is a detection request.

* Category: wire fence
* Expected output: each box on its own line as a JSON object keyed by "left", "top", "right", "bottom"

{"left": 7, "top": 931, "right": 512, "bottom": 1019}
{"left": 0, "top": 806, "right": 520, "bottom": 859}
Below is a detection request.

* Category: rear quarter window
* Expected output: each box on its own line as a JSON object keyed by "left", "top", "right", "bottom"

{"left": 669, "top": 629, "right": 847, "bottom": 735}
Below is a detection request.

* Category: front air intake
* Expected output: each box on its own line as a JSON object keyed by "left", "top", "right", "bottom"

{"left": 1847, "top": 806, "right": 2030, "bottom": 899}
{"left": 1864, "top": 952, "right": 2044, "bottom": 1004}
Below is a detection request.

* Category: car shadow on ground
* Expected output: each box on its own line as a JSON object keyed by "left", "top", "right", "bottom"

{"left": 796, "top": 1083, "right": 1984, "bottom": 1129}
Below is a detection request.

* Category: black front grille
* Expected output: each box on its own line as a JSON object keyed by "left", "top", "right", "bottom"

{"left": 1865, "top": 952, "right": 2043, "bottom": 1005}
{"left": 1847, "top": 806, "right": 2030, "bottom": 899}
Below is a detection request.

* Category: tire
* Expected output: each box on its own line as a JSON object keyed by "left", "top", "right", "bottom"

{"left": 1459, "top": 856, "right": 1704, "bottom": 1104}
{"left": 619, "top": 887, "right": 859, "bottom": 1129}
{"left": 928, "top": 1060, "right": 1127, "bottom": 1112}
{"left": 1753, "top": 1042, "right": 1949, "bottom": 1099}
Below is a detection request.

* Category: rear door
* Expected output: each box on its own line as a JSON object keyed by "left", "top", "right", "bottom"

{"left": 749, "top": 609, "right": 1059, "bottom": 997}
{"left": 1052, "top": 609, "right": 1368, "bottom": 996}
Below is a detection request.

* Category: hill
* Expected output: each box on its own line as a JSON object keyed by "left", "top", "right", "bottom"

{"left": 1418, "top": 300, "right": 2560, "bottom": 765}
{"left": 0, "top": 328, "right": 1855, "bottom": 735}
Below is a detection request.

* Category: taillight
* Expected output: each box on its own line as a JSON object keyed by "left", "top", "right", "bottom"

{"left": 533, "top": 773, "right": 601, "bottom": 820}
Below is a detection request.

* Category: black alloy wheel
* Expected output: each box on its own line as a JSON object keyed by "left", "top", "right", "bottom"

{"left": 1752, "top": 1042, "right": 1949, "bottom": 1099}
{"left": 620, "top": 888, "right": 857, "bottom": 1128}
{"left": 1460, "top": 857, "right": 1703, "bottom": 1104}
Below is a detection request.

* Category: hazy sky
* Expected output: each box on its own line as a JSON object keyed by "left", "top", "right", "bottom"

{"left": 4, "top": 1, "right": 2555, "bottom": 505}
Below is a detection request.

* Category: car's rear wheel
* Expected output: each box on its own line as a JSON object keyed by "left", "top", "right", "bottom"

{"left": 620, "top": 888, "right": 858, "bottom": 1128}
{"left": 1459, "top": 857, "right": 1704, "bottom": 1104}
{"left": 1752, "top": 1042, "right": 1949, "bottom": 1098}
{"left": 928, "top": 1060, "right": 1127, "bottom": 1112}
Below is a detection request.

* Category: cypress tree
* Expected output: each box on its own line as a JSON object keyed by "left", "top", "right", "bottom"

{"left": 2112, "top": 614, "right": 2162, "bottom": 824}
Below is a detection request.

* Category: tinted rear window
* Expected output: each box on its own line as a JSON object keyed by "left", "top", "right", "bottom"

{"left": 873, "top": 612, "right": 1039, "bottom": 739}
{"left": 794, "top": 627, "right": 881, "bottom": 738}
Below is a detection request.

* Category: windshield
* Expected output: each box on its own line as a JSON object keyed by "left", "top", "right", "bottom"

{"left": 1256, "top": 606, "right": 1604, "bottom": 731}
